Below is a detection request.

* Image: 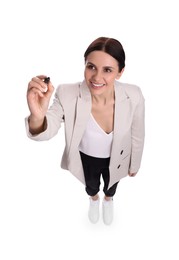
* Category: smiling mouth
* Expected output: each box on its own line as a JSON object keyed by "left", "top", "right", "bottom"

{"left": 91, "top": 82, "right": 105, "bottom": 89}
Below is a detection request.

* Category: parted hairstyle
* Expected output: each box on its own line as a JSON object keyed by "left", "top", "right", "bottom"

{"left": 84, "top": 37, "right": 125, "bottom": 72}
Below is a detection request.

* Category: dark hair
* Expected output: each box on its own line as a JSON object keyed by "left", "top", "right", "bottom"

{"left": 84, "top": 37, "right": 125, "bottom": 72}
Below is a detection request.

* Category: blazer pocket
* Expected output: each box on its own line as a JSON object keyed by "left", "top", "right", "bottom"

{"left": 117, "top": 154, "right": 131, "bottom": 170}
{"left": 122, "top": 154, "right": 130, "bottom": 160}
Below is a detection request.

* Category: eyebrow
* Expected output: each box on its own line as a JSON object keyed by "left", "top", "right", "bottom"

{"left": 86, "top": 62, "right": 115, "bottom": 70}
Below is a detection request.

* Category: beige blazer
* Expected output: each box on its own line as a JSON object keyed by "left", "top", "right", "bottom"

{"left": 25, "top": 80, "right": 145, "bottom": 189}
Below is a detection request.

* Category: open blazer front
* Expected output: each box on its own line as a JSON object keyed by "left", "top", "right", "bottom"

{"left": 25, "top": 80, "right": 145, "bottom": 189}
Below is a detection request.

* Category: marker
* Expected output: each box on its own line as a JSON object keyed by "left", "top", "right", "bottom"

{"left": 44, "top": 77, "right": 50, "bottom": 84}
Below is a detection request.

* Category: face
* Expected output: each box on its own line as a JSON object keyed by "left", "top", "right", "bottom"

{"left": 84, "top": 51, "right": 123, "bottom": 96}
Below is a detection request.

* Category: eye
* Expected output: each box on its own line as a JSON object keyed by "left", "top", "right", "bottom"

{"left": 86, "top": 64, "right": 96, "bottom": 70}
{"left": 104, "top": 68, "right": 112, "bottom": 73}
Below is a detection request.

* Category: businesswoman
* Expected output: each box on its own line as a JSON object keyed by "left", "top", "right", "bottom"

{"left": 25, "top": 37, "right": 145, "bottom": 225}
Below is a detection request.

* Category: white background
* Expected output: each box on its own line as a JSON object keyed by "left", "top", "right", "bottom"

{"left": 0, "top": 0, "right": 178, "bottom": 259}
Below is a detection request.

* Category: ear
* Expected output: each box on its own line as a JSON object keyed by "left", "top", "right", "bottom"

{"left": 116, "top": 68, "right": 125, "bottom": 80}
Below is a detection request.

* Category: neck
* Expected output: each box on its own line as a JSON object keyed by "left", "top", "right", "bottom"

{"left": 92, "top": 88, "right": 115, "bottom": 105}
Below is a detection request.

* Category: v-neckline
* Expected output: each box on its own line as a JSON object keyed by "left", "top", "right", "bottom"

{"left": 90, "top": 113, "right": 113, "bottom": 135}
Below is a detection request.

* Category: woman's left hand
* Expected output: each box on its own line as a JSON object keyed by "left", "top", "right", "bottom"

{"left": 128, "top": 172, "right": 137, "bottom": 177}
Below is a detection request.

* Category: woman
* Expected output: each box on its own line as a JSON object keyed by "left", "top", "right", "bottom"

{"left": 25, "top": 37, "right": 145, "bottom": 225}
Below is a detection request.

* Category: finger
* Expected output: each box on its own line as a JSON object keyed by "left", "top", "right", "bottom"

{"left": 34, "top": 76, "right": 50, "bottom": 91}
{"left": 44, "top": 82, "right": 54, "bottom": 98}
{"left": 36, "top": 75, "right": 48, "bottom": 80}
{"left": 27, "top": 87, "right": 44, "bottom": 98}
{"left": 28, "top": 80, "right": 47, "bottom": 93}
{"left": 46, "top": 81, "right": 54, "bottom": 93}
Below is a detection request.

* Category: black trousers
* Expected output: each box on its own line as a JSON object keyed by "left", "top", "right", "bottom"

{"left": 80, "top": 152, "right": 119, "bottom": 197}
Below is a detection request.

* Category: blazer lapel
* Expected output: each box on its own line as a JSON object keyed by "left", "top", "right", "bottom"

{"left": 69, "top": 80, "right": 92, "bottom": 154}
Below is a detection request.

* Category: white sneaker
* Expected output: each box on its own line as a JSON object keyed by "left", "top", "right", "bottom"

{"left": 102, "top": 198, "right": 113, "bottom": 225}
{"left": 88, "top": 197, "right": 100, "bottom": 224}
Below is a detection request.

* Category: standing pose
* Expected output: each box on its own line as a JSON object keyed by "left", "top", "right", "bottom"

{"left": 26, "top": 37, "right": 145, "bottom": 225}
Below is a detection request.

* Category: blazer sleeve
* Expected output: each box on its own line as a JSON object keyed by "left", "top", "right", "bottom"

{"left": 129, "top": 87, "right": 145, "bottom": 173}
{"left": 25, "top": 86, "right": 64, "bottom": 141}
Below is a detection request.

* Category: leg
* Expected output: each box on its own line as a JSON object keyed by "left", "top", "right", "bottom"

{"left": 102, "top": 168, "right": 119, "bottom": 225}
{"left": 104, "top": 182, "right": 119, "bottom": 198}
{"left": 80, "top": 152, "right": 102, "bottom": 223}
{"left": 91, "top": 194, "right": 99, "bottom": 201}
{"left": 80, "top": 152, "right": 101, "bottom": 197}
{"left": 102, "top": 167, "right": 119, "bottom": 198}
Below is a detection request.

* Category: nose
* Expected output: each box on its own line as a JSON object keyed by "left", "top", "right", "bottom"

{"left": 92, "top": 70, "right": 102, "bottom": 82}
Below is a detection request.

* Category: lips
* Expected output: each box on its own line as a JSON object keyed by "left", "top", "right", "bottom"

{"left": 90, "top": 82, "right": 105, "bottom": 89}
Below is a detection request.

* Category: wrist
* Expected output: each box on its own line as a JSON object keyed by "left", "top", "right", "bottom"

{"left": 28, "top": 115, "right": 46, "bottom": 135}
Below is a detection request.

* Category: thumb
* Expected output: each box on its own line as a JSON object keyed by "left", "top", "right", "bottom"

{"left": 45, "top": 81, "right": 54, "bottom": 98}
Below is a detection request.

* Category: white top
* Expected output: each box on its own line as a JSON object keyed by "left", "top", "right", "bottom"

{"left": 79, "top": 114, "right": 113, "bottom": 158}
